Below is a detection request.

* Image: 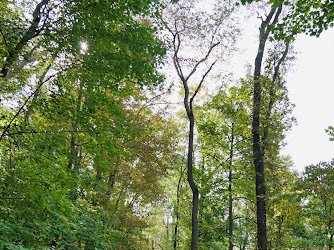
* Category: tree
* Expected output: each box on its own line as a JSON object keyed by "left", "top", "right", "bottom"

{"left": 248, "top": 1, "right": 297, "bottom": 248}
{"left": 297, "top": 161, "right": 334, "bottom": 250}
{"left": 0, "top": 0, "right": 178, "bottom": 248}
{"left": 265, "top": 156, "right": 305, "bottom": 249}
{"left": 0, "top": 0, "right": 165, "bottom": 137}
{"left": 171, "top": 29, "right": 217, "bottom": 250}
{"left": 162, "top": 1, "right": 237, "bottom": 248}
{"left": 197, "top": 82, "right": 253, "bottom": 249}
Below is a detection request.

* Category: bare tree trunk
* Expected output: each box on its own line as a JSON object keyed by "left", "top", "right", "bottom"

{"left": 168, "top": 22, "right": 219, "bottom": 249}
{"left": 228, "top": 123, "right": 235, "bottom": 250}
{"left": 328, "top": 204, "right": 333, "bottom": 250}
{"left": 186, "top": 114, "right": 199, "bottom": 249}
{"left": 174, "top": 166, "right": 185, "bottom": 250}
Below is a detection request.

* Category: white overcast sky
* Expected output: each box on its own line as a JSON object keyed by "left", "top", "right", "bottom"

{"left": 167, "top": 3, "right": 334, "bottom": 172}
{"left": 282, "top": 29, "right": 334, "bottom": 172}
{"left": 230, "top": 16, "right": 334, "bottom": 172}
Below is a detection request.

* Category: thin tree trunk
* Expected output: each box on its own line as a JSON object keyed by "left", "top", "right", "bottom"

{"left": 169, "top": 24, "right": 218, "bottom": 249}
{"left": 330, "top": 232, "right": 333, "bottom": 250}
{"left": 174, "top": 166, "right": 185, "bottom": 250}
{"left": 187, "top": 114, "right": 199, "bottom": 250}
{"left": 106, "top": 167, "right": 117, "bottom": 197}
{"left": 166, "top": 212, "right": 169, "bottom": 246}
{"left": 328, "top": 204, "right": 333, "bottom": 250}
{"left": 228, "top": 122, "right": 235, "bottom": 250}
{"left": 173, "top": 211, "right": 179, "bottom": 250}
{"left": 277, "top": 215, "right": 283, "bottom": 246}
{"left": 228, "top": 170, "right": 233, "bottom": 250}
{"left": 68, "top": 80, "right": 83, "bottom": 170}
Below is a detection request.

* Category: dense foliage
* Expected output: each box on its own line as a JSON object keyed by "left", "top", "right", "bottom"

{"left": 1, "top": 0, "right": 333, "bottom": 249}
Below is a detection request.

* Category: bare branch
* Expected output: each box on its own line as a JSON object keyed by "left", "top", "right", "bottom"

{"left": 173, "top": 33, "right": 185, "bottom": 82}
{"left": 0, "top": 65, "right": 52, "bottom": 141}
{"left": 185, "top": 41, "right": 220, "bottom": 82}
{"left": 191, "top": 60, "right": 216, "bottom": 102}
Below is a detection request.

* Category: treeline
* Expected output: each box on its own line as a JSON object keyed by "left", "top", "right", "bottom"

{"left": 0, "top": 0, "right": 333, "bottom": 249}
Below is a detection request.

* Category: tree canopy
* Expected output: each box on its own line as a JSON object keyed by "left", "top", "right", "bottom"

{"left": 1, "top": 0, "right": 334, "bottom": 249}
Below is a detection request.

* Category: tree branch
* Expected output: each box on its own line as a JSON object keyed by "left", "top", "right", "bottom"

{"left": 1, "top": 0, "right": 51, "bottom": 78}
{"left": 0, "top": 27, "right": 8, "bottom": 46}
{"left": 0, "top": 65, "right": 52, "bottom": 141}
{"left": 191, "top": 60, "right": 217, "bottom": 103}
{"left": 185, "top": 42, "right": 220, "bottom": 82}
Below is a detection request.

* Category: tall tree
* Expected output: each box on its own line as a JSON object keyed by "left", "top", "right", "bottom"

{"left": 249, "top": 1, "right": 298, "bottom": 248}
{"left": 170, "top": 28, "right": 218, "bottom": 250}
{"left": 162, "top": 1, "right": 237, "bottom": 248}
{"left": 197, "top": 82, "right": 253, "bottom": 249}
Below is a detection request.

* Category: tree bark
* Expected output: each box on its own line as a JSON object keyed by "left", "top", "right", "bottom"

{"left": 169, "top": 24, "right": 218, "bottom": 249}
{"left": 252, "top": 4, "right": 283, "bottom": 250}
{"left": 228, "top": 123, "right": 235, "bottom": 250}
{"left": 1, "top": 0, "right": 50, "bottom": 78}
{"left": 187, "top": 114, "right": 199, "bottom": 250}
{"left": 174, "top": 166, "right": 185, "bottom": 250}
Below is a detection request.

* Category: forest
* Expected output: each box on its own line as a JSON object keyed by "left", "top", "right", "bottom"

{"left": 0, "top": 0, "right": 333, "bottom": 249}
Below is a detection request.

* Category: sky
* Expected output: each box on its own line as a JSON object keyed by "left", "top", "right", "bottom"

{"left": 282, "top": 29, "right": 334, "bottom": 172}
{"left": 229, "top": 16, "right": 334, "bottom": 172}
{"left": 166, "top": 3, "right": 334, "bottom": 173}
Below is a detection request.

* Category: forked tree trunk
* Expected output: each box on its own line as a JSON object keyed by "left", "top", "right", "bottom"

{"left": 169, "top": 24, "right": 218, "bottom": 249}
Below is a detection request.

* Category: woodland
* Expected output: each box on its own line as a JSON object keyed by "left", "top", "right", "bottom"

{"left": 0, "top": 0, "right": 334, "bottom": 249}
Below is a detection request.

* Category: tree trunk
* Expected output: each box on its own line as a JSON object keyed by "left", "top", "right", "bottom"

{"left": 174, "top": 166, "right": 185, "bottom": 250}
{"left": 252, "top": 4, "right": 282, "bottom": 250}
{"left": 68, "top": 80, "right": 83, "bottom": 170}
{"left": 170, "top": 26, "right": 218, "bottom": 249}
{"left": 173, "top": 212, "right": 179, "bottom": 250}
{"left": 253, "top": 38, "right": 268, "bottom": 249}
{"left": 228, "top": 123, "right": 235, "bottom": 250}
{"left": 329, "top": 232, "right": 333, "bottom": 250}
{"left": 187, "top": 114, "right": 199, "bottom": 250}
{"left": 328, "top": 204, "right": 333, "bottom": 250}
{"left": 1, "top": 0, "right": 50, "bottom": 78}
{"left": 166, "top": 212, "right": 169, "bottom": 246}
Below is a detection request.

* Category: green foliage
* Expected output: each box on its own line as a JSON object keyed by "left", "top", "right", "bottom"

{"left": 295, "top": 161, "right": 334, "bottom": 249}
{"left": 1, "top": 0, "right": 334, "bottom": 248}
{"left": 0, "top": 0, "right": 179, "bottom": 248}
{"left": 196, "top": 81, "right": 256, "bottom": 249}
